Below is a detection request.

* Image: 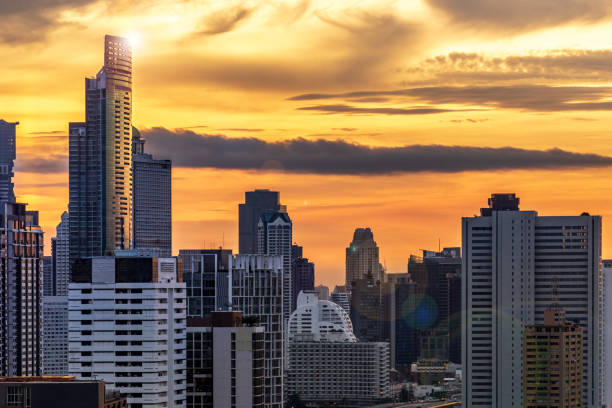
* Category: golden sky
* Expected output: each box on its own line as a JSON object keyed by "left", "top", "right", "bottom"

{"left": 5, "top": 0, "right": 612, "bottom": 288}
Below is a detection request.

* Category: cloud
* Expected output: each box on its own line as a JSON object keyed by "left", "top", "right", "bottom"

{"left": 15, "top": 154, "right": 68, "bottom": 174}
{"left": 290, "top": 85, "right": 612, "bottom": 112}
{"left": 196, "top": 6, "right": 254, "bottom": 36}
{"left": 141, "top": 127, "right": 612, "bottom": 175}
{"left": 425, "top": 0, "right": 612, "bottom": 32}
{"left": 297, "top": 104, "right": 460, "bottom": 115}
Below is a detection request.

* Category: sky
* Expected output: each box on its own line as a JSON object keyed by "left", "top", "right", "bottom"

{"left": 4, "top": 0, "right": 612, "bottom": 289}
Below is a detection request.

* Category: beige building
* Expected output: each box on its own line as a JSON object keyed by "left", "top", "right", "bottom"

{"left": 345, "top": 227, "right": 383, "bottom": 285}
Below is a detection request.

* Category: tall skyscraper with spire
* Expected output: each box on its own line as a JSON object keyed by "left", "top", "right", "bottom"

{"left": 0, "top": 119, "right": 17, "bottom": 203}
{"left": 69, "top": 35, "right": 133, "bottom": 264}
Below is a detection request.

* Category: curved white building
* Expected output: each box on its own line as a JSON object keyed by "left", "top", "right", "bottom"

{"left": 288, "top": 291, "right": 356, "bottom": 342}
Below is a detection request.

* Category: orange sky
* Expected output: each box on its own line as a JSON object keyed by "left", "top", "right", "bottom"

{"left": 5, "top": 0, "right": 612, "bottom": 288}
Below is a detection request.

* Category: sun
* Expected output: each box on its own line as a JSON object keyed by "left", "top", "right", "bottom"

{"left": 126, "top": 32, "right": 142, "bottom": 48}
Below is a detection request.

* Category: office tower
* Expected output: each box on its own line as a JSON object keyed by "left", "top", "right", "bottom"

{"left": 604, "top": 260, "right": 612, "bottom": 408}
{"left": 0, "top": 202, "right": 43, "bottom": 376}
{"left": 42, "top": 296, "right": 69, "bottom": 375}
{"left": 69, "top": 256, "right": 187, "bottom": 407}
{"left": 0, "top": 119, "right": 17, "bottom": 203}
{"left": 314, "top": 284, "right": 329, "bottom": 300}
{"left": 238, "top": 189, "right": 283, "bottom": 254}
{"left": 349, "top": 276, "right": 394, "bottom": 346}
{"left": 69, "top": 35, "right": 133, "bottom": 264}
{"left": 226, "top": 254, "right": 284, "bottom": 408}
{"left": 523, "top": 303, "right": 583, "bottom": 407}
{"left": 179, "top": 249, "right": 232, "bottom": 317}
{"left": 462, "top": 194, "right": 602, "bottom": 408}
{"left": 331, "top": 285, "right": 350, "bottom": 314}
{"left": 0, "top": 377, "right": 127, "bottom": 408}
{"left": 408, "top": 248, "right": 461, "bottom": 361}
{"left": 290, "top": 244, "right": 314, "bottom": 313}
{"left": 257, "top": 211, "right": 292, "bottom": 322}
{"left": 133, "top": 129, "right": 172, "bottom": 257}
{"left": 54, "top": 210, "right": 70, "bottom": 295}
{"left": 43, "top": 255, "right": 54, "bottom": 296}
{"left": 447, "top": 270, "right": 461, "bottom": 364}
{"left": 286, "top": 291, "right": 390, "bottom": 405}
{"left": 346, "top": 227, "right": 382, "bottom": 285}
{"left": 388, "top": 273, "right": 420, "bottom": 379}
{"left": 186, "top": 312, "right": 265, "bottom": 408}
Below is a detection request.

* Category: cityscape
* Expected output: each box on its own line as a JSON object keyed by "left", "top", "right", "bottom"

{"left": 3, "top": 2, "right": 612, "bottom": 408}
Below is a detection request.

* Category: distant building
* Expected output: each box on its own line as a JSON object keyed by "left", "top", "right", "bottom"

{"left": 43, "top": 255, "right": 54, "bottom": 296}
{"left": 69, "top": 256, "right": 186, "bottom": 407}
{"left": 257, "top": 211, "right": 292, "bottom": 322}
{"left": 523, "top": 304, "right": 583, "bottom": 407}
{"left": 603, "top": 260, "right": 612, "bottom": 408}
{"left": 350, "top": 277, "right": 394, "bottom": 349}
{"left": 238, "top": 189, "right": 283, "bottom": 254}
{"left": 54, "top": 210, "right": 70, "bottom": 295}
{"left": 132, "top": 129, "right": 172, "bottom": 256}
{"left": 186, "top": 312, "right": 265, "bottom": 408}
{"left": 1, "top": 202, "right": 43, "bottom": 376}
{"left": 286, "top": 291, "right": 390, "bottom": 405}
{"left": 346, "top": 227, "right": 383, "bottom": 285}
{"left": 42, "top": 296, "right": 69, "bottom": 375}
{"left": 69, "top": 35, "right": 133, "bottom": 264}
{"left": 387, "top": 273, "right": 419, "bottom": 378}
{"left": 331, "top": 285, "right": 350, "bottom": 315}
{"left": 0, "top": 119, "right": 17, "bottom": 203}
{"left": 0, "top": 377, "right": 126, "bottom": 408}
{"left": 291, "top": 244, "right": 314, "bottom": 313}
{"left": 179, "top": 249, "right": 232, "bottom": 317}
{"left": 314, "top": 284, "right": 330, "bottom": 301}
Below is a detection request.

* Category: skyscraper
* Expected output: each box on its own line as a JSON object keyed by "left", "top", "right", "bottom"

{"left": 69, "top": 35, "right": 133, "bottom": 264}
{"left": 43, "top": 255, "right": 54, "bottom": 297}
{"left": 346, "top": 227, "right": 382, "bottom": 285}
{"left": 54, "top": 210, "right": 70, "bottom": 296}
{"left": 0, "top": 202, "right": 44, "bottom": 376}
{"left": 42, "top": 296, "right": 69, "bottom": 375}
{"left": 462, "top": 194, "right": 602, "bottom": 408}
{"left": 291, "top": 245, "right": 314, "bottom": 313}
{"left": 238, "top": 189, "right": 282, "bottom": 254}
{"left": 258, "top": 211, "right": 292, "bottom": 322}
{"left": 133, "top": 129, "right": 172, "bottom": 256}
{"left": 603, "top": 260, "right": 612, "bottom": 408}
{"left": 0, "top": 119, "right": 17, "bottom": 203}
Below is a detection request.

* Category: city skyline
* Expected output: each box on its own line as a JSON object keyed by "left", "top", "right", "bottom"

{"left": 6, "top": 1, "right": 612, "bottom": 289}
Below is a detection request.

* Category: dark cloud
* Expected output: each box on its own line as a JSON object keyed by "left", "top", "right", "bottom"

{"left": 290, "top": 85, "right": 612, "bottom": 112}
{"left": 142, "top": 127, "right": 612, "bottom": 175}
{"left": 218, "top": 128, "right": 264, "bottom": 132}
{"left": 15, "top": 155, "right": 68, "bottom": 173}
{"left": 196, "top": 6, "right": 254, "bottom": 36}
{"left": 425, "top": 0, "right": 612, "bottom": 31}
{"left": 297, "top": 104, "right": 460, "bottom": 115}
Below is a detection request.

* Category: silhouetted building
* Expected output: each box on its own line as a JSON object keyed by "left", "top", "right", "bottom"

{"left": 0, "top": 377, "right": 126, "bottom": 408}
{"left": 291, "top": 244, "right": 314, "bottom": 313}
{"left": 238, "top": 189, "right": 283, "bottom": 254}
{"left": 390, "top": 274, "right": 420, "bottom": 378}
{"left": 53, "top": 210, "right": 70, "bottom": 296}
{"left": 43, "top": 255, "right": 54, "bottom": 296}
{"left": 346, "top": 227, "right": 383, "bottom": 285}
{"left": 1, "top": 202, "right": 43, "bottom": 376}
{"left": 186, "top": 312, "right": 265, "bottom": 408}
{"left": 179, "top": 249, "right": 233, "bottom": 317}
{"left": 350, "top": 276, "right": 394, "bottom": 349}
{"left": 0, "top": 119, "right": 17, "bottom": 203}
{"left": 133, "top": 128, "right": 172, "bottom": 256}
{"left": 69, "top": 35, "right": 133, "bottom": 265}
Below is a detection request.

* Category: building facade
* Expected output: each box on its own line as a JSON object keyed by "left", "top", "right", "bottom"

{"left": 43, "top": 255, "right": 54, "bottom": 297}
{"left": 133, "top": 130, "right": 172, "bottom": 257}
{"left": 291, "top": 257, "right": 314, "bottom": 313}
{"left": 186, "top": 312, "right": 265, "bottom": 408}
{"left": 346, "top": 227, "right": 382, "bottom": 285}
{"left": 462, "top": 194, "right": 602, "bottom": 408}
{"left": 314, "top": 284, "right": 330, "bottom": 301}
{"left": 0, "top": 119, "right": 17, "bottom": 203}
{"left": 350, "top": 278, "right": 394, "bottom": 348}
{"left": 331, "top": 285, "right": 351, "bottom": 315}
{"left": 69, "top": 35, "right": 133, "bottom": 264}
{"left": 238, "top": 189, "right": 282, "bottom": 254}
{"left": 69, "top": 256, "right": 187, "bottom": 407}
{"left": 603, "top": 260, "right": 612, "bottom": 408}
{"left": 1, "top": 202, "right": 44, "bottom": 376}
{"left": 226, "top": 255, "right": 284, "bottom": 408}
{"left": 42, "top": 296, "right": 69, "bottom": 375}
{"left": 54, "top": 210, "right": 70, "bottom": 296}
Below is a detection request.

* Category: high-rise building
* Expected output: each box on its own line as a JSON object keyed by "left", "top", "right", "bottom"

{"left": 523, "top": 303, "right": 583, "bottom": 407}
{"left": 314, "top": 284, "right": 329, "bottom": 301}
{"left": 179, "top": 249, "right": 232, "bottom": 317}
{"left": 350, "top": 277, "right": 394, "bottom": 347}
{"left": 0, "top": 119, "right": 17, "bottom": 203}
{"left": 133, "top": 129, "right": 172, "bottom": 257}
{"left": 54, "top": 210, "right": 70, "bottom": 296}
{"left": 346, "top": 227, "right": 382, "bottom": 285}
{"left": 69, "top": 256, "right": 187, "bottom": 407}
{"left": 286, "top": 291, "right": 390, "bottom": 405}
{"left": 331, "top": 285, "right": 350, "bottom": 315}
{"left": 462, "top": 194, "right": 602, "bottom": 408}
{"left": 0, "top": 202, "right": 43, "bottom": 376}
{"left": 291, "top": 257, "right": 314, "bottom": 313}
{"left": 238, "top": 189, "right": 282, "bottom": 254}
{"left": 186, "top": 312, "right": 265, "bottom": 408}
{"left": 603, "top": 260, "right": 612, "bottom": 408}
{"left": 257, "top": 211, "right": 292, "bottom": 323}
{"left": 69, "top": 35, "right": 133, "bottom": 265}
{"left": 226, "top": 254, "right": 284, "bottom": 408}
{"left": 42, "top": 296, "right": 69, "bottom": 375}
{"left": 43, "top": 255, "right": 54, "bottom": 297}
